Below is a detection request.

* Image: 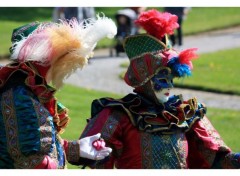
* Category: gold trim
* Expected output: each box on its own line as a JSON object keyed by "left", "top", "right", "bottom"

{"left": 131, "top": 67, "right": 172, "bottom": 88}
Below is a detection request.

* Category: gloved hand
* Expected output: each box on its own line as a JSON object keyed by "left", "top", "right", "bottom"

{"left": 79, "top": 133, "right": 112, "bottom": 160}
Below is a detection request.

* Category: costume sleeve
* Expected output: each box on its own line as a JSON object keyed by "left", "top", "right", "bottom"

{"left": 80, "top": 107, "right": 124, "bottom": 169}
{"left": 56, "top": 102, "right": 95, "bottom": 166}
{"left": 62, "top": 139, "right": 83, "bottom": 165}
{"left": 0, "top": 86, "right": 59, "bottom": 169}
{"left": 186, "top": 116, "right": 240, "bottom": 168}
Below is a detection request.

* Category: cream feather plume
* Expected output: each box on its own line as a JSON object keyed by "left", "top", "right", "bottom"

{"left": 11, "top": 14, "right": 117, "bottom": 64}
{"left": 10, "top": 14, "right": 117, "bottom": 88}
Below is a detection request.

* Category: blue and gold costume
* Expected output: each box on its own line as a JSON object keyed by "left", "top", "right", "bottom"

{"left": 0, "top": 14, "right": 117, "bottom": 169}
{"left": 0, "top": 62, "right": 80, "bottom": 168}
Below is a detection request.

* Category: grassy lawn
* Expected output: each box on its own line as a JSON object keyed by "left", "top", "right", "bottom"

{"left": 174, "top": 47, "right": 240, "bottom": 95}
{"left": 184, "top": 7, "right": 240, "bottom": 35}
{"left": 56, "top": 85, "right": 122, "bottom": 140}
{"left": 1, "top": 7, "right": 240, "bottom": 56}
{"left": 56, "top": 84, "right": 240, "bottom": 168}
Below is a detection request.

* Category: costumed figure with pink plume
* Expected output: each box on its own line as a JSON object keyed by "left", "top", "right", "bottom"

{"left": 80, "top": 9, "right": 240, "bottom": 169}
{"left": 0, "top": 14, "right": 117, "bottom": 169}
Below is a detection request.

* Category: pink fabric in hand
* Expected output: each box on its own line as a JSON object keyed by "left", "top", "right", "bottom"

{"left": 92, "top": 139, "right": 106, "bottom": 151}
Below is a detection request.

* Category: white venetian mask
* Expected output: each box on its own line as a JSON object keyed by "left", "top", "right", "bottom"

{"left": 154, "top": 88, "right": 172, "bottom": 103}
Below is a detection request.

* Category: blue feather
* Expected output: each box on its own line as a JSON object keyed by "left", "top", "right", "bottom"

{"left": 167, "top": 57, "right": 192, "bottom": 77}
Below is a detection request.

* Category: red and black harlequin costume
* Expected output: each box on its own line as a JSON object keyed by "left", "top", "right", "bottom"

{"left": 0, "top": 16, "right": 116, "bottom": 169}
{"left": 80, "top": 9, "right": 240, "bottom": 169}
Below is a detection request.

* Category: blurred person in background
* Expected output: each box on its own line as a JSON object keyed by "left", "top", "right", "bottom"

{"left": 129, "top": 7, "right": 146, "bottom": 34}
{"left": 52, "top": 7, "right": 95, "bottom": 23}
{"left": 78, "top": 7, "right": 96, "bottom": 22}
{"left": 113, "top": 7, "right": 146, "bottom": 56}
{"left": 52, "top": 7, "right": 65, "bottom": 22}
{"left": 164, "top": 7, "right": 191, "bottom": 47}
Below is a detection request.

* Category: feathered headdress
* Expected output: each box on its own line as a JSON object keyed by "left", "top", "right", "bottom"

{"left": 161, "top": 48, "right": 198, "bottom": 77}
{"left": 10, "top": 14, "right": 117, "bottom": 88}
{"left": 124, "top": 9, "right": 198, "bottom": 88}
{"left": 123, "top": 9, "right": 199, "bottom": 104}
{"left": 134, "top": 9, "right": 198, "bottom": 78}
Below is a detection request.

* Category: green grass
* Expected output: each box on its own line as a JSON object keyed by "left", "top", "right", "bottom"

{"left": 1, "top": 7, "right": 240, "bottom": 56}
{"left": 56, "top": 85, "right": 122, "bottom": 140}
{"left": 183, "top": 7, "right": 240, "bottom": 35}
{"left": 174, "top": 47, "right": 240, "bottom": 95}
{"left": 119, "top": 47, "right": 240, "bottom": 95}
{"left": 56, "top": 84, "right": 240, "bottom": 168}
{"left": 207, "top": 108, "right": 240, "bottom": 152}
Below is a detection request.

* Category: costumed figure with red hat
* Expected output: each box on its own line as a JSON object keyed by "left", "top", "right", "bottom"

{"left": 80, "top": 9, "right": 240, "bottom": 169}
{"left": 0, "top": 15, "right": 117, "bottom": 169}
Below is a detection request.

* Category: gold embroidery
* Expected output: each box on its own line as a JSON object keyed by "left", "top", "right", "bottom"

{"left": 2, "top": 89, "right": 45, "bottom": 168}
{"left": 1, "top": 88, "right": 61, "bottom": 168}
{"left": 67, "top": 140, "right": 80, "bottom": 163}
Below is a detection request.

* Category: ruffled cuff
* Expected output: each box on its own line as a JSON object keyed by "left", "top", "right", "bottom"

{"left": 63, "top": 140, "right": 96, "bottom": 166}
{"left": 63, "top": 140, "right": 80, "bottom": 163}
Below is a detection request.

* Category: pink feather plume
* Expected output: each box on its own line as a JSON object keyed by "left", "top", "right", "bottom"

{"left": 178, "top": 48, "right": 198, "bottom": 69}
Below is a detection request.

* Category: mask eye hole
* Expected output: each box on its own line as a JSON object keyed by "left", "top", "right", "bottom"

{"left": 153, "top": 78, "right": 169, "bottom": 91}
{"left": 153, "top": 84, "right": 162, "bottom": 91}
{"left": 158, "top": 79, "right": 167, "bottom": 84}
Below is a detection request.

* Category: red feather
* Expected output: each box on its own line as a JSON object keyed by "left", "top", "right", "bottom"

{"left": 135, "top": 9, "right": 179, "bottom": 40}
{"left": 178, "top": 48, "right": 198, "bottom": 69}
